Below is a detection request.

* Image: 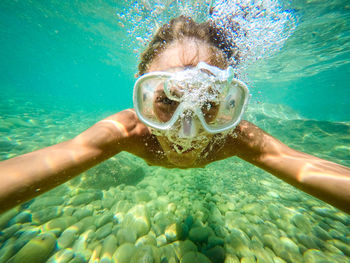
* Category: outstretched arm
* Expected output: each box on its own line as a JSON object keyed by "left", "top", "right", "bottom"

{"left": 234, "top": 121, "right": 350, "bottom": 214}
{"left": 0, "top": 110, "right": 156, "bottom": 213}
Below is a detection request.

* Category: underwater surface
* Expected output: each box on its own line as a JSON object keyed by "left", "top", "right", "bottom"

{"left": 0, "top": 0, "right": 349, "bottom": 262}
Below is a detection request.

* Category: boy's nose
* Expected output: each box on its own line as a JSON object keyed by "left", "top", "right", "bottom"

{"left": 179, "top": 112, "right": 197, "bottom": 138}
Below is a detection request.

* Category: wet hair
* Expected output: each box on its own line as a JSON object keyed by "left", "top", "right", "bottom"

{"left": 138, "top": 16, "right": 239, "bottom": 75}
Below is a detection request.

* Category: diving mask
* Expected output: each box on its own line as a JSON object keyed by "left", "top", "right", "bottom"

{"left": 133, "top": 62, "right": 250, "bottom": 137}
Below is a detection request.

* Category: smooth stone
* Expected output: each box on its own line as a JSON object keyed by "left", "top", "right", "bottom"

{"left": 209, "top": 205, "right": 224, "bottom": 225}
{"left": 13, "top": 233, "right": 57, "bottom": 263}
{"left": 29, "top": 196, "right": 65, "bottom": 210}
{"left": 204, "top": 246, "right": 225, "bottom": 263}
{"left": 184, "top": 215, "right": 194, "bottom": 229}
{"left": 69, "top": 192, "right": 101, "bottom": 206}
{"left": 89, "top": 244, "right": 102, "bottom": 263}
{"left": 13, "top": 228, "right": 40, "bottom": 252}
{"left": 100, "top": 235, "right": 117, "bottom": 262}
{"left": 280, "top": 237, "right": 300, "bottom": 254}
{"left": 114, "top": 200, "right": 132, "bottom": 214}
{"left": 0, "top": 237, "right": 16, "bottom": 262}
{"left": 208, "top": 236, "right": 224, "bottom": 248}
{"left": 303, "top": 249, "right": 328, "bottom": 262}
{"left": 312, "top": 226, "right": 332, "bottom": 241}
{"left": 252, "top": 247, "right": 273, "bottom": 263}
{"left": 135, "top": 234, "right": 157, "bottom": 247}
{"left": 112, "top": 243, "right": 137, "bottom": 263}
{"left": 57, "top": 227, "right": 79, "bottom": 249}
{"left": 156, "top": 234, "right": 167, "bottom": 247}
{"left": 32, "top": 207, "right": 61, "bottom": 224}
{"left": 134, "top": 190, "right": 152, "bottom": 203}
{"left": 130, "top": 245, "right": 161, "bottom": 263}
{"left": 295, "top": 234, "right": 320, "bottom": 250}
{"left": 47, "top": 248, "right": 74, "bottom": 263}
{"left": 152, "top": 212, "right": 173, "bottom": 236}
{"left": 1, "top": 224, "right": 21, "bottom": 241}
{"left": 165, "top": 223, "right": 188, "bottom": 242}
{"left": 72, "top": 229, "right": 96, "bottom": 251}
{"left": 159, "top": 244, "right": 177, "bottom": 262}
{"left": 189, "top": 226, "right": 210, "bottom": 243}
{"left": 226, "top": 228, "right": 250, "bottom": 248}
{"left": 62, "top": 206, "right": 75, "bottom": 216}
{"left": 268, "top": 236, "right": 302, "bottom": 263}
{"left": 43, "top": 216, "right": 76, "bottom": 234}
{"left": 291, "top": 214, "right": 312, "bottom": 233}
{"left": 0, "top": 208, "right": 19, "bottom": 229}
{"left": 273, "top": 257, "right": 287, "bottom": 263}
{"left": 124, "top": 205, "right": 150, "bottom": 237}
{"left": 102, "top": 197, "right": 115, "bottom": 210}
{"left": 69, "top": 253, "right": 90, "bottom": 263}
{"left": 95, "top": 212, "right": 114, "bottom": 228}
{"left": 96, "top": 222, "right": 113, "bottom": 240}
{"left": 327, "top": 239, "right": 350, "bottom": 257}
{"left": 116, "top": 227, "right": 137, "bottom": 245}
{"left": 172, "top": 240, "right": 198, "bottom": 259}
{"left": 113, "top": 212, "right": 125, "bottom": 224}
{"left": 9, "top": 210, "right": 32, "bottom": 224}
{"left": 240, "top": 256, "right": 256, "bottom": 263}
{"left": 180, "top": 251, "right": 211, "bottom": 263}
{"left": 78, "top": 216, "right": 95, "bottom": 234}
{"left": 167, "top": 203, "right": 177, "bottom": 213}
{"left": 224, "top": 254, "right": 240, "bottom": 263}
{"left": 72, "top": 208, "right": 93, "bottom": 220}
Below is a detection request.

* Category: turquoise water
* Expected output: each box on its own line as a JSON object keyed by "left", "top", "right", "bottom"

{"left": 1, "top": 0, "right": 350, "bottom": 262}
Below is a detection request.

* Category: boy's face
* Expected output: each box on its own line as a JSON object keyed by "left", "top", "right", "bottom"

{"left": 147, "top": 39, "right": 223, "bottom": 167}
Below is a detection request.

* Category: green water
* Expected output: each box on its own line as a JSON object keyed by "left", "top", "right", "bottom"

{"left": 0, "top": 0, "right": 349, "bottom": 262}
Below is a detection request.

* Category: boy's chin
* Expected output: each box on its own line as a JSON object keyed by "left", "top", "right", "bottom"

{"left": 165, "top": 150, "right": 198, "bottom": 168}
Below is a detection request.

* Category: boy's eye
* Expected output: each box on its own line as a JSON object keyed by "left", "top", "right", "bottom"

{"left": 157, "top": 96, "right": 176, "bottom": 106}
{"left": 202, "top": 101, "right": 217, "bottom": 110}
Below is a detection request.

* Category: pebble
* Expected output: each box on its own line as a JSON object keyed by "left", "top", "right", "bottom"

{"left": 1, "top": 224, "right": 21, "bottom": 241}
{"left": 96, "top": 222, "right": 113, "bottom": 240}
{"left": 29, "top": 196, "right": 65, "bottom": 210}
{"left": 57, "top": 226, "right": 79, "bottom": 249}
{"left": 165, "top": 222, "right": 188, "bottom": 242}
{"left": 31, "top": 207, "right": 62, "bottom": 224}
{"left": 95, "top": 212, "right": 114, "bottom": 228}
{"left": 112, "top": 243, "right": 137, "bottom": 263}
{"left": 72, "top": 208, "right": 93, "bottom": 220}
{"left": 69, "top": 192, "right": 101, "bottom": 206}
{"left": 172, "top": 240, "right": 197, "bottom": 259}
{"left": 43, "top": 216, "right": 76, "bottom": 235}
{"left": 189, "top": 226, "right": 210, "bottom": 243}
{"left": 124, "top": 205, "right": 150, "bottom": 237}
{"left": 0, "top": 237, "right": 16, "bottom": 262}
{"left": 47, "top": 248, "right": 74, "bottom": 263}
{"left": 0, "top": 208, "right": 18, "bottom": 229}
{"left": 12, "top": 232, "right": 57, "bottom": 263}
{"left": 12, "top": 228, "right": 40, "bottom": 251}
{"left": 303, "top": 249, "right": 328, "bottom": 262}
{"left": 327, "top": 239, "right": 350, "bottom": 257}
{"left": 102, "top": 197, "right": 115, "bottom": 210}
{"left": 180, "top": 251, "right": 211, "bottom": 263}
{"left": 135, "top": 234, "right": 157, "bottom": 247}
{"left": 130, "top": 245, "right": 161, "bottom": 263}
{"left": 9, "top": 210, "right": 32, "bottom": 224}
{"left": 204, "top": 246, "right": 226, "bottom": 263}
{"left": 134, "top": 190, "right": 152, "bottom": 203}
{"left": 100, "top": 235, "right": 117, "bottom": 262}
{"left": 291, "top": 214, "right": 312, "bottom": 233}
{"left": 116, "top": 227, "right": 137, "bottom": 245}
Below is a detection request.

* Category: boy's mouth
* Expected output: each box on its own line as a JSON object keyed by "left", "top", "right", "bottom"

{"left": 170, "top": 144, "right": 195, "bottom": 154}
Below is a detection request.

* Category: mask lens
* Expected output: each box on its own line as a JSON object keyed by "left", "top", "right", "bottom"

{"left": 135, "top": 76, "right": 180, "bottom": 125}
{"left": 201, "top": 81, "right": 247, "bottom": 130}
